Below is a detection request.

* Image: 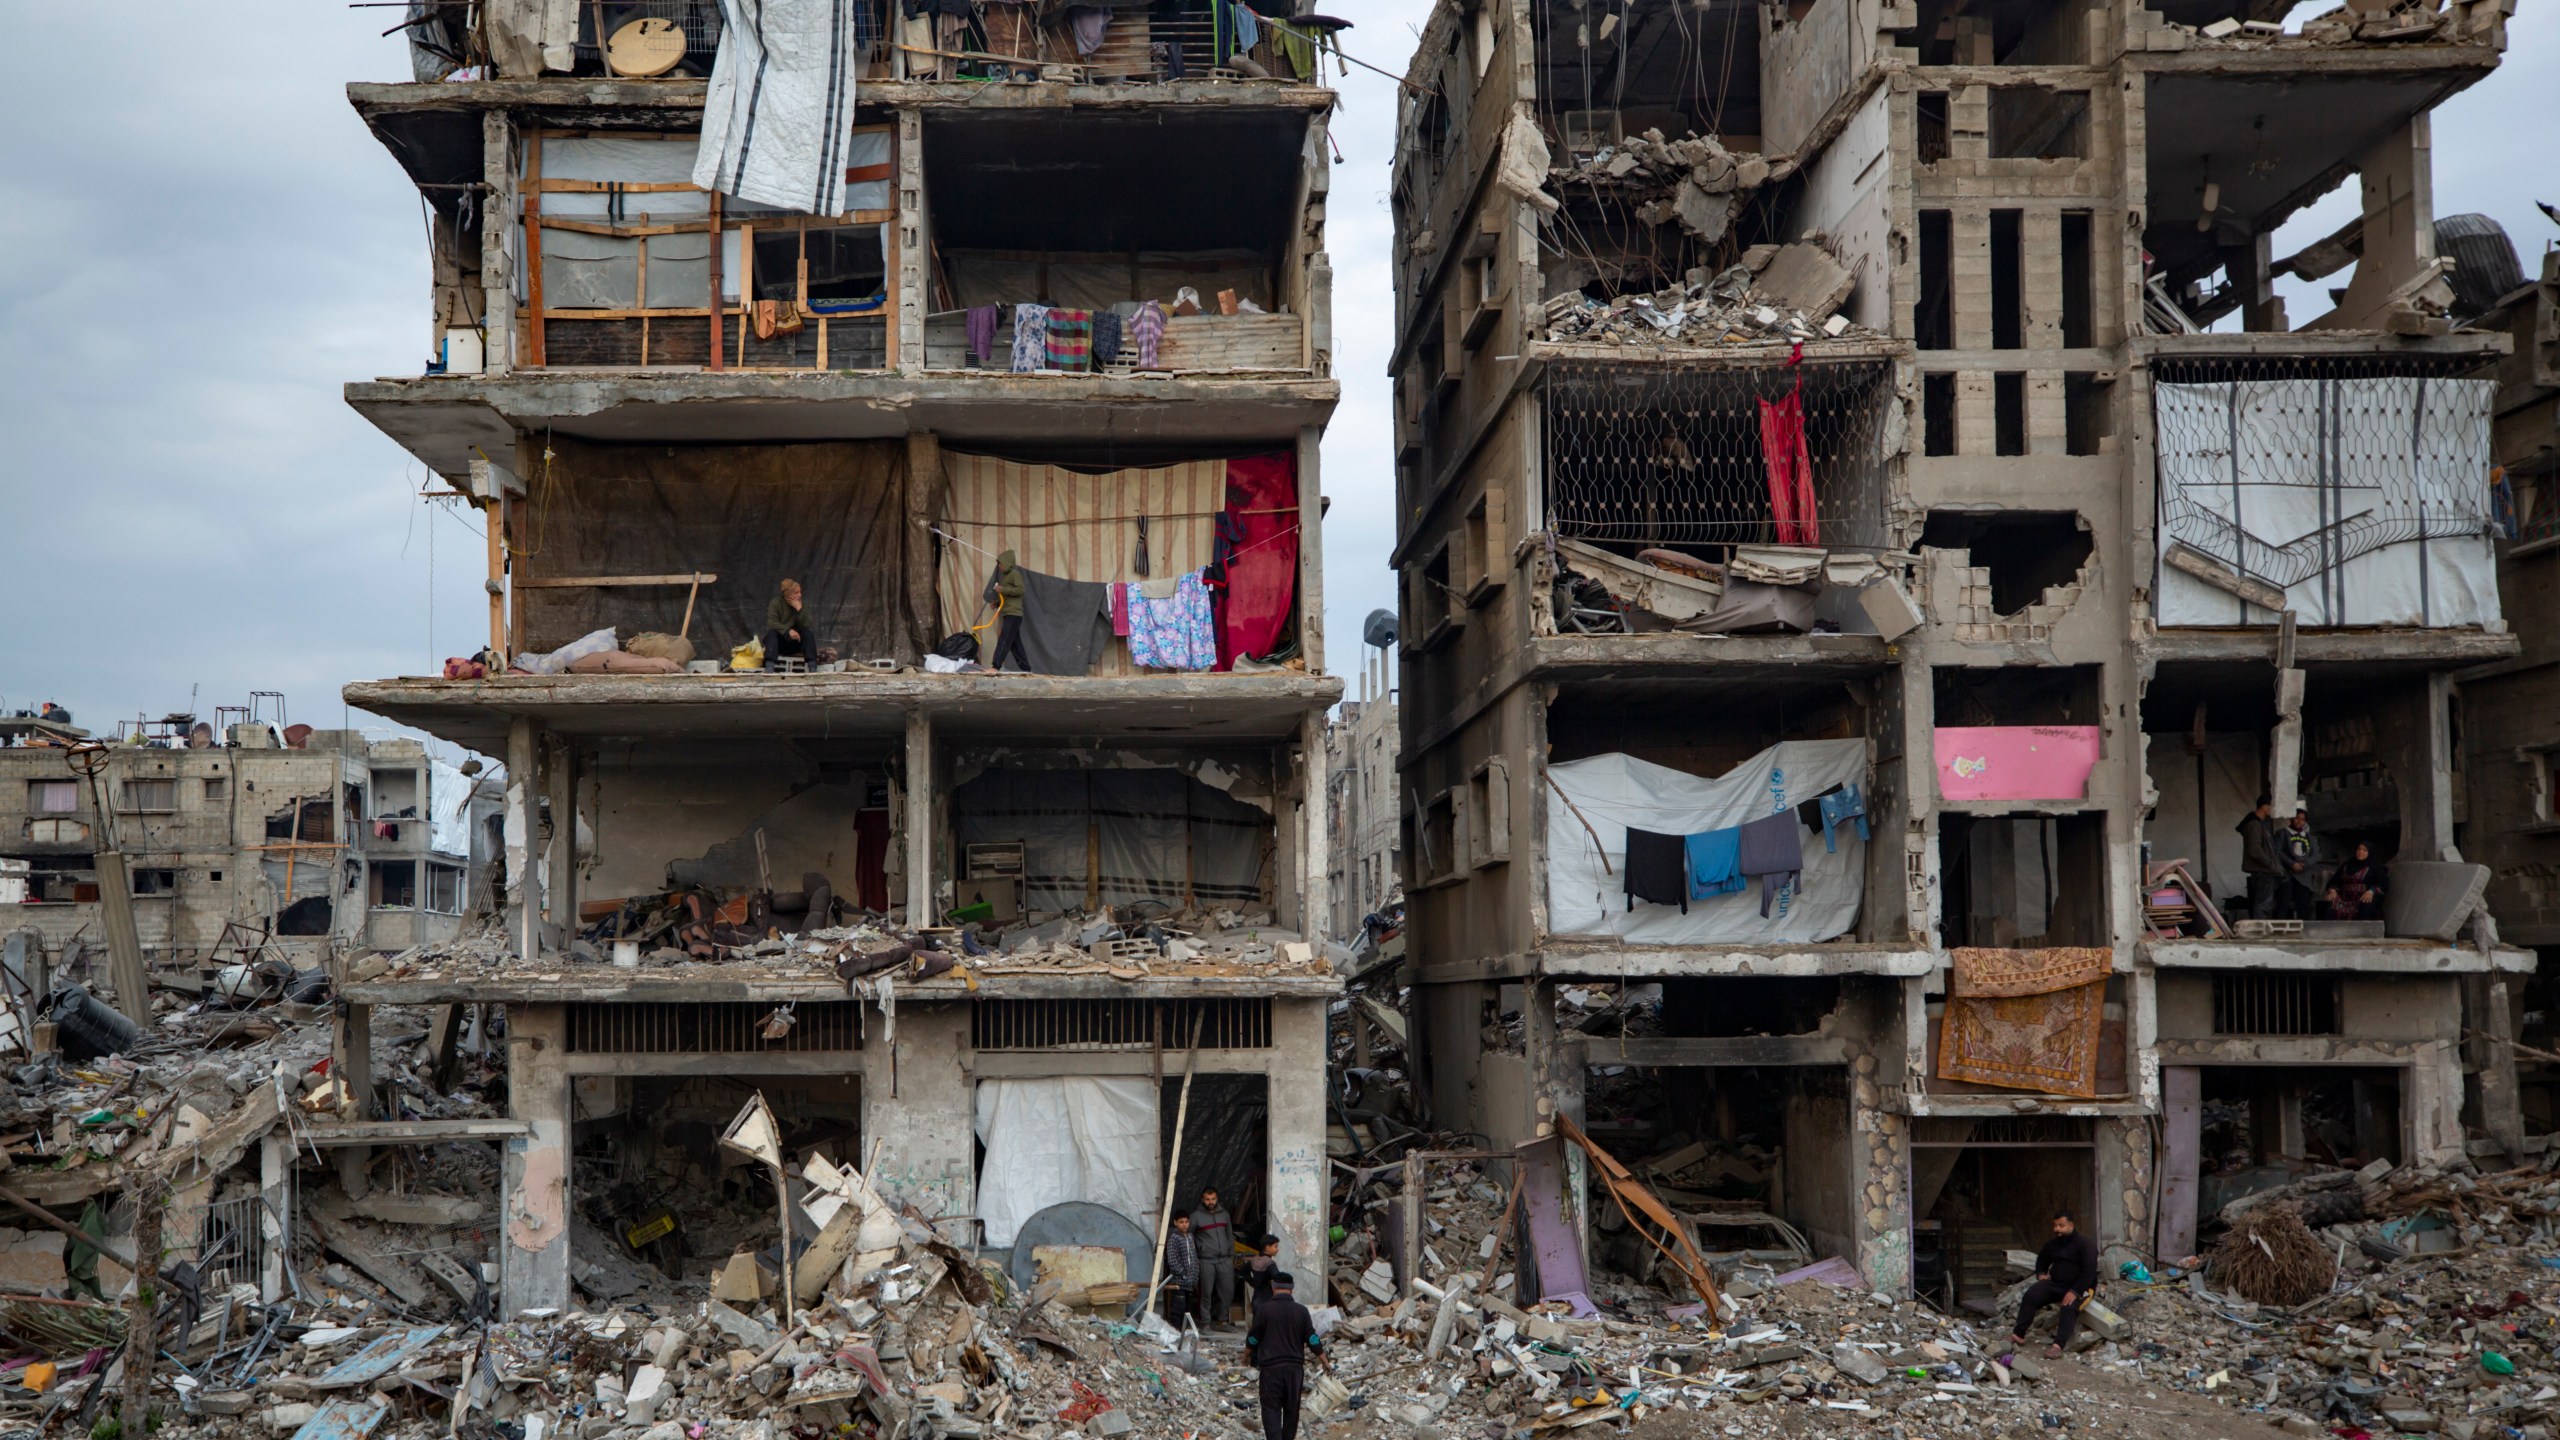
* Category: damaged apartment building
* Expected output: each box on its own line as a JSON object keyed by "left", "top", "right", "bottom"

{"left": 0, "top": 703, "right": 486, "bottom": 981}
{"left": 1385, "top": 0, "right": 2527, "bottom": 1309}
{"left": 338, "top": 0, "right": 1345, "bottom": 1313}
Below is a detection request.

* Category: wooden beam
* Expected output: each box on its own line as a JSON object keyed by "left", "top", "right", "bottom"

{"left": 512, "top": 572, "right": 717, "bottom": 588}
{"left": 294, "top": 1119, "right": 533, "bottom": 1148}
{"left": 2163, "top": 542, "right": 2290, "bottom": 613}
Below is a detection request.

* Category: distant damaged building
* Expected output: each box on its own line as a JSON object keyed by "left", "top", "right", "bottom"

{"left": 343, "top": 3, "right": 1343, "bottom": 1312}
{"left": 1385, "top": 0, "right": 2525, "bottom": 1302}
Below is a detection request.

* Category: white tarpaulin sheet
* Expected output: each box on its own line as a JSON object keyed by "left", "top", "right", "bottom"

{"left": 1543, "top": 740, "right": 1869, "bottom": 944}
{"left": 696, "top": 0, "right": 864, "bottom": 215}
{"left": 429, "top": 760, "right": 477, "bottom": 859}
{"left": 2154, "top": 376, "right": 2501, "bottom": 627}
{"left": 974, "top": 1078, "right": 1159, "bottom": 1248}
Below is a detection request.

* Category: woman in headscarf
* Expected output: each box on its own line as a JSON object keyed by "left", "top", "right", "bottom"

{"left": 2325, "top": 842, "right": 2387, "bottom": 921}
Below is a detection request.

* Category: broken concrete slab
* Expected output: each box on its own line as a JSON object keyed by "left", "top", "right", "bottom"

{"left": 1752, "top": 243, "right": 1855, "bottom": 321}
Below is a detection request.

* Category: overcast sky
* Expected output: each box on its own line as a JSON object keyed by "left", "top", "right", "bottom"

{"left": 0, "top": 3, "right": 2549, "bottom": 754}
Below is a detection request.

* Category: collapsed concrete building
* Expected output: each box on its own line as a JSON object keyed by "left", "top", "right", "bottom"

{"left": 1384, "top": 0, "right": 2529, "bottom": 1308}
{"left": 337, "top": 3, "right": 1344, "bottom": 1312}
{"left": 1325, "top": 639, "right": 1403, "bottom": 942}
{"left": 0, "top": 707, "right": 486, "bottom": 972}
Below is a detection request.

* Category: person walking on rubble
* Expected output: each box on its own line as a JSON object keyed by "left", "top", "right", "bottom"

{"left": 1244, "top": 1271, "right": 1322, "bottom": 1440}
{"left": 1161, "top": 1211, "right": 1199, "bottom": 1329}
{"left": 2237, "top": 794, "right": 2283, "bottom": 919}
{"left": 1190, "top": 1186, "right": 1237, "bottom": 1327}
{"left": 2003, "top": 1210, "right": 2099, "bottom": 1362}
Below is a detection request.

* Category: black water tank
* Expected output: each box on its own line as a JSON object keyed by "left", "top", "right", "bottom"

{"left": 2437, "top": 213, "right": 2524, "bottom": 323}
{"left": 1362, "top": 608, "right": 1398, "bottom": 649}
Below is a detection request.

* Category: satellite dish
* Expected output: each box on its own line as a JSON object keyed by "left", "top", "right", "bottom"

{"left": 1362, "top": 608, "right": 1397, "bottom": 650}
{"left": 607, "top": 16, "right": 688, "bottom": 77}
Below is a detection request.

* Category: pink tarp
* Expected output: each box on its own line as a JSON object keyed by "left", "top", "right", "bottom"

{"left": 1933, "top": 726, "right": 2103, "bottom": 802}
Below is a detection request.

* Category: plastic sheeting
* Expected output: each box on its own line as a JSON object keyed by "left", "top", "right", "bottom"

{"left": 1543, "top": 741, "right": 1869, "bottom": 943}
{"left": 515, "top": 438, "right": 919, "bottom": 660}
{"left": 696, "top": 0, "right": 865, "bottom": 215}
{"left": 2155, "top": 376, "right": 2502, "bottom": 627}
{"left": 975, "top": 1077, "right": 1159, "bottom": 1248}
{"left": 954, "top": 767, "right": 1268, "bottom": 913}
{"left": 429, "top": 760, "right": 479, "bottom": 859}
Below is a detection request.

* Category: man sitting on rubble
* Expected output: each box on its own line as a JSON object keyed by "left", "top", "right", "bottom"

{"left": 1161, "top": 1211, "right": 1199, "bottom": 1329}
{"left": 2004, "top": 1209, "right": 2099, "bottom": 1362}
{"left": 1244, "top": 1271, "right": 1322, "bottom": 1440}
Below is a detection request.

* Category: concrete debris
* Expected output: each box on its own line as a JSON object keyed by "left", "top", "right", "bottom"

{"left": 1551, "top": 129, "right": 1786, "bottom": 238}
{"left": 1543, "top": 247, "right": 1874, "bottom": 349}
{"left": 2167, "top": 0, "right": 2473, "bottom": 43}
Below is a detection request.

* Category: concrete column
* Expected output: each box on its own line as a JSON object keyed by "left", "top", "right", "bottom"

{"left": 863, "top": 1000, "right": 975, "bottom": 1238}
{"left": 2095, "top": 1116, "right": 2153, "bottom": 1262}
{"left": 502, "top": 1003, "right": 572, "bottom": 1314}
{"left": 2406, "top": 1041, "right": 2467, "bottom": 1166}
{"left": 895, "top": 110, "right": 926, "bottom": 375}
{"left": 1845, "top": 1003, "right": 1913, "bottom": 1292}
{"left": 2471, "top": 976, "right": 2526, "bottom": 1161}
{"left": 505, "top": 716, "right": 542, "bottom": 961}
{"left": 1300, "top": 710, "right": 1330, "bottom": 945}
{"left": 1296, "top": 424, "right": 1325, "bottom": 672}
{"left": 480, "top": 111, "right": 516, "bottom": 375}
{"left": 2270, "top": 667, "right": 2306, "bottom": 818}
{"left": 905, "top": 433, "right": 943, "bottom": 658}
{"left": 543, "top": 737, "right": 579, "bottom": 951}
{"left": 258, "top": 1129, "right": 290, "bottom": 1303}
{"left": 333, "top": 1001, "right": 376, "bottom": 1198}
{"left": 905, "top": 711, "right": 935, "bottom": 924}
{"left": 1267, "top": 997, "right": 1330, "bottom": 1304}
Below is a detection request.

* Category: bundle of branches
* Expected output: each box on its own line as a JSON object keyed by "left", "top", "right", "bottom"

{"left": 2211, "top": 1202, "right": 2337, "bottom": 1306}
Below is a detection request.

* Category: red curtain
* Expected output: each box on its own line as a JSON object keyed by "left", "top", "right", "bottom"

{"left": 1216, "top": 454, "right": 1299, "bottom": 671}
{"left": 1755, "top": 379, "right": 1820, "bottom": 547}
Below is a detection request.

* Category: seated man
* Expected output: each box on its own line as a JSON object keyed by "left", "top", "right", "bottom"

{"left": 765, "top": 578, "right": 814, "bottom": 668}
{"left": 2004, "top": 1210, "right": 2098, "bottom": 1362}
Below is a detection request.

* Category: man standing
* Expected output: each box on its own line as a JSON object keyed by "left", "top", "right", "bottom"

{"left": 2280, "top": 809, "right": 2319, "bottom": 920}
{"left": 1160, "top": 1212, "right": 1198, "bottom": 1329}
{"left": 1189, "top": 1187, "right": 1236, "bottom": 1327}
{"left": 2003, "top": 1211, "right": 2099, "bottom": 1361}
{"left": 2237, "top": 794, "right": 2282, "bottom": 919}
{"left": 1244, "top": 1271, "right": 1322, "bottom": 1440}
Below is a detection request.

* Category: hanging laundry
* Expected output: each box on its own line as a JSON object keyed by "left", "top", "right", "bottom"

{"left": 966, "top": 304, "right": 998, "bottom": 364}
{"left": 1013, "top": 566, "right": 1112, "bottom": 675}
{"left": 1129, "top": 299, "right": 1167, "bottom": 368}
{"left": 1755, "top": 361, "right": 1819, "bottom": 545}
{"left": 1068, "top": 6, "right": 1112, "bottom": 54}
{"left": 1817, "top": 782, "right": 1870, "bottom": 853}
{"left": 1093, "top": 310, "right": 1124, "bottom": 366}
{"left": 1214, "top": 454, "right": 1298, "bottom": 671}
{"left": 1045, "top": 307, "right": 1093, "bottom": 370}
{"left": 1623, "top": 828, "right": 1690, "bottom": 912}
{"left": 1735, "top": 812, "right": 1804, "bottom": 917}
{"left": 1011, "top": 302, "right": 1051, "bottom": 372}
{"left": 1109, "top": 583, "right": 1132, "bottom": 637}
{"left": 1680, "top": 827, "right": 1746, "bottom": 901}
{"left": 1127, "top": 570, "right": 1219, "bottom": 670}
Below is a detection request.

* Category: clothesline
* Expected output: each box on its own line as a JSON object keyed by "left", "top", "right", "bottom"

{"left": 934, "top": 507, "right": 1295, "bottom": 527}
{"left": 930, "top": 522, "right": 1300, "bottom": 566}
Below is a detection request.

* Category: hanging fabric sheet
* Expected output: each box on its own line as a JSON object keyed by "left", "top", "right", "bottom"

{"left": 1755, "top": 350, "right": 1819, "bottom": 546}
{"left": 1126, "top": 571, "right": 1219, "bottom": 670}
{"left": 1045, "top": 308, "right": 1094, "bottom": 371}
{"left": 1213, "top": 454, "right": 1299, "bottom": 670}
{"left": 695, "top": 0, "right": 865, "bottom": 215}
{"left": 1935, "top": 947, "right": 2112, "bottom": 1098}
{"left": 1010, "top": 303, "right": 1051, "bottom": 372}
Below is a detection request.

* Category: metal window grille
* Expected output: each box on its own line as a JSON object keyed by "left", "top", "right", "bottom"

{"left": 177, "top": 1186, "right": 289, "bottom": 1296}
{"left": 2151, "top": 352, "right": 2499, "bottom": 593}
{"left": 1541, "top": 358, "right": 1896, "bottom": 552}
{"left": 2210, "top": 972, "right": 2340, "bottom": 1036}
{"left": 566, "top": 1002, "right": 866, "bottom": 1053}
{"left": 971, "top": 997, "right": 1272, "bottom": 1051}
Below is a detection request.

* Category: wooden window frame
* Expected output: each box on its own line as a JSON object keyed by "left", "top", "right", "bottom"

{"left": 521, "top": 125, "right": 897, "bottom": 371}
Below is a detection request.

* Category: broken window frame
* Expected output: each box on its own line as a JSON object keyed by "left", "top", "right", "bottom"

{"left": 520, "top": 127, "right": 898, "bottom": 372}
{"left": 117, "top": 778, "right": 178, "bottom": 814}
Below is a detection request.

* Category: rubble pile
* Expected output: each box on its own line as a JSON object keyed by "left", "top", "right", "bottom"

{"left": 1550, "top": 130, "right": 1791, "bottom": 245}
{"left": 1543, "top": 244, "right": 1871, "bottom": 350}
{"left": 2179, "top": 0, "right": 2480, "bottom": 44}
